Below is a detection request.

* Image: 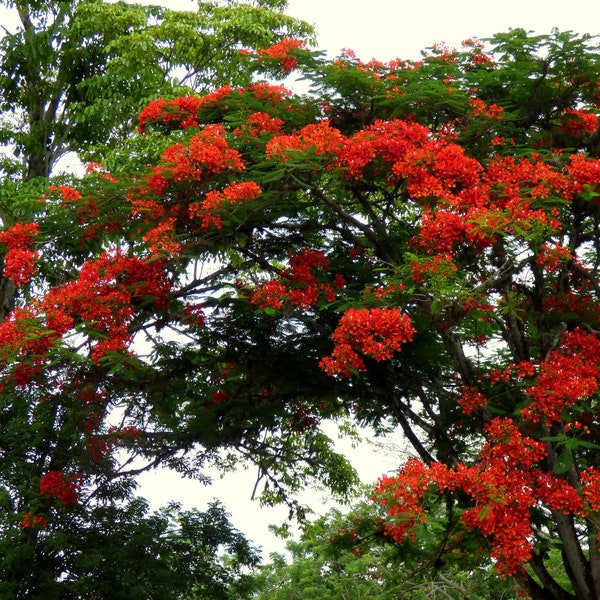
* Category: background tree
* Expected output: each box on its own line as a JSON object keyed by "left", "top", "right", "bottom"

{"left": 2, "top": 496, "right": 261, "bottom": 599}
{"left": 254, "top": 489, "right": 515, "bottom": 599}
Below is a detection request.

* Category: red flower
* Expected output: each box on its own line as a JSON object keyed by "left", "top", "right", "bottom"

{"left": 138, "top": 95, "right": 204, "bottom": 132}
{"left": 559, "top": 108, "right": 599, "bottom": 135}
{"left": 524, "top": 328, "right": 600, "bottom": 423}
{"left": 147, "top": 124, "right": 245, "bottom": 194}
{"left": 86, "top": 435, "right": 113, "bottom": 463}
{"left": 0, "top": 222, "right": 40, "bottom": 285}
{"left": 234, "top": 112, "right": 284, "bottom": 138}
{"left": 251, "top": 279, "right": 288, "bottom": 309}
{"left": 468, "top": 97, "right": 504, "bottom": 119}
{"left": 266, "top": 121, "right": 346, "bottom": 162}
{"left": 48, "top": 184, "right": 83, "bottom": 202}
{"left": 258, "top": 38, "right": 305, "bottom": 73}
{"left": 1, "top": 248, "right": 39, "bottom": 286}
{"left": 40, "top": 471, "right": 82, "bottom": 506}
{"left": 458, "top": 386, "right": 488, "bottom": 415}
{"left": 581, "top": 467, "right": 600, "bottom": 511}
{"left": 189, "top": 181, "right": 262, "bottom": 230}
{"left": 251, "top": 248, "right": 344, "bottom": 310}
{"left": 40, "top": 250, "right": 173, "bottom": 363}
{"left": 21, "top": 512, "right": 48, "bottom": 530}
{"left": 321, "top": 307, "right": 415, "bottom": 377}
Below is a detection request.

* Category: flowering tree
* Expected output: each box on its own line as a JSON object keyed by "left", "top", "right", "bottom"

{"left": 0, "top": 0, "right": 312, "bottom": 595}
{"left": 3, "top": 17, "right": 600, "bottom": 598}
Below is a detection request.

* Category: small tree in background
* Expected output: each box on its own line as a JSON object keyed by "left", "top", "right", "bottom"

{"left": 254, "top": 488, "right": 515, "bottom": 599}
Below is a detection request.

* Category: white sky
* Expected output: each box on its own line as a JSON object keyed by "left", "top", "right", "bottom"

{"left": 138, "top": 422, "right": 406, "bottom": 556}
{"left": 285, "top": 0, "right": 599, "bottom": 62}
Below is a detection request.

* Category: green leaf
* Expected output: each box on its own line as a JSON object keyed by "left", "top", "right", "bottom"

{"left": 553, "top": 450, "right": 574, "bottom": 475}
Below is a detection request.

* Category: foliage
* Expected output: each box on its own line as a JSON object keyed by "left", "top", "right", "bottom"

{"left": 3, "top": 9, "right": 600, "bottom": 598}
{"left": 0, "top": 0, "right": 314, "bottom": 596}
{"left": 0, "top": 0, "right": 315, "bottom": 179}
{"left": 1, "top": 496, "right": 261, "bottom": 599}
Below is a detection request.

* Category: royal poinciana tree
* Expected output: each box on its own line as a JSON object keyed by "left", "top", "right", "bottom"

{"left": 3, "top": 16, "right": 600, "bottom": 598}
{"left": 0, "top": 0, "right": 315, "bottom": 596}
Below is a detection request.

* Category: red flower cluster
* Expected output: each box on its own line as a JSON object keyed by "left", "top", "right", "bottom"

{"left": 457, "top": 386, "right": 488, "bottom": 415}
{"left": 487, "top": 154, "right": 571, "bottom": 202}
{"left": 108, "top": 425, "right": 142, "bottom": 444}
{"left": 468, "top": 97, "right": 504, "bottom": 119}
{"left": 245, "top": 82, "right": 293, "bottom": 103}
{"left": 374, "top": 458, "right": 444, "bottom": 542}
{"left": 138, "top": 84, "right": 293, "bottom": 134}
{"left": 535, "top": 472, "right": 583, "bottom": 514}
{"left": 211, "top": 390, "right": 229, "bottom": 405}
{"left": 189, "top": 180, "right": 262, "bottom": 230}
{"left": 180, "top": 303, "right": 205, "bottom": 329}
{"left": 320, "top": 307, "right": 415, "bottom": 377}
{"left": 74, "top": 385, "right": 108, "bottom": 433}
{"left": 284, "top": 249, "right": 343, "bottom": 307}
{"left": 412, "top": 152, "right": 568, "bottom": 254}
{"left": 266, "top": 120, "right": 345, "bottom": 162}
{"left": 133, "top": 85, "right": 301, "bottom": 256}
{"left": 542, "top": 291, "right": 600, "bottom": 330}
{"left": 0, "top": 307, "right": 58, "bottom": 386}
{"left": 142, "top": 217, "right": 180, "bottom": 256}
{"left": 559, "top": 108, "right": 599, "bottom": 136}
{"left": 133, "top": 123, "right": 258, "bottom": 249}
{"left": 336, "top": 119, "right": 430, "bottom": 180}
{"left": 250, "top": 279, "right": 288, "bottom": 310}
{"left": 149, "top": 124, "right": 244, "bottom": 194}
{"left": 410, "top": 253, "right": 457, "bottom": 283}
{"left": 535, "top": 242, "right": 573, "bottom": 272}
{"left": 266, "top": 117, "right": 482, "bottom": 200}
{"left": 461, "top": 37, "right": 494, "bottom": 67}
{"left": 0, "top": 222, "right": 40, "bottom": 285}
{"left": 40, "top": 250, "right": 173, "bottom": 363}
{"left": 251, "top": 248, "right": 345, "bottom": 310}
{"left": 21, "top": 512, "right": 48, "bottom": 530}
{"left": 48, "top": 184, "right": 83, "bottom": 202}
{"left": 137, "top": 95, "right": 204, "bottom": 132}
{"left": 257, "top": 38, "right": 305, "bottom": 73}
{"left": 524, "top": 328, "right": 600, "bottom": 423}
{"left": 234, "top": 112, "right": 284, "bottom": 138}
{"left": 374, "top": 417, "right": 586, "bottom": 576}
{"left": 489, "top": 360, "right": 537, "bottom": 385}
{"left": 581, "top": 467, "right": 600, "bottom": 511}
{"left": 289, "top": 402, "right": 318, "bottom": 433}
{"left": 40, "top": 470, "right": 82, "bottom": 506}
{"left": 86, "top": 434, "right": 113, "bottom": 464}
{"left": 565, "top": 152, "right": 600, "bottom": 194}
{"left": 49, "top": 184, "right": 106, "bottom": 242}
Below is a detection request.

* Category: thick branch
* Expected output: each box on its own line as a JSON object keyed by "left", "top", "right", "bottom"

{"left": 527, "top": 550, "right": 574, "bottom": 600}
{"left": 553, "top": 511, "right": 594, "bottom": 599}
{"left": 392, "top": 403, "right": 435, "bottom": 465}
{"left": 439, "top": 328, "right": 477, "bottom": 388}
{"left": 308, "top": 186, "right": 385, "bottom": 255}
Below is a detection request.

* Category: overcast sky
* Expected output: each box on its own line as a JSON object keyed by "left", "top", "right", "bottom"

{"left": 285, "top": 0, "right": 598, "bottom": 61}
